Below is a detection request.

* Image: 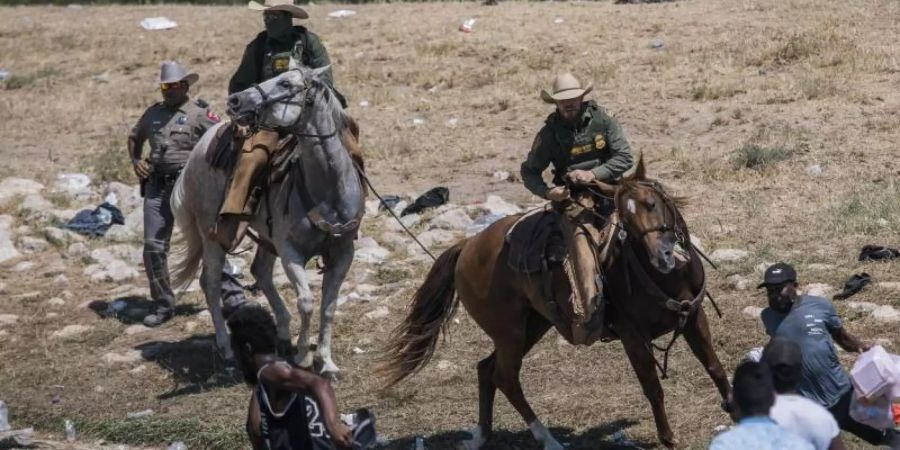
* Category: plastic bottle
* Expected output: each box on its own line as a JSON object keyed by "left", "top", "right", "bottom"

{"left": 168, "top": 442, "right": 187, "bottom": 450}
{"left": 64, "top": 419, "right": 76, "bottom": 442}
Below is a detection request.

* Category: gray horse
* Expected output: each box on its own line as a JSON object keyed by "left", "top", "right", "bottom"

{"left": 170, "top": 64, "right": 364, "bottom": 377}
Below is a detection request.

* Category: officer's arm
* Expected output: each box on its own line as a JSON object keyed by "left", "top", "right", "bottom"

{"left": 306, "top": 33, "right": 335, "bottom": 88}
{"left": 520, "top": 132, "right": 552, "bottom": 199}
{"left": 591, "top": 116, "right": 634, "bottom": 182}
{"left": 228, "top": 43, "right": 260, "bottom": 95}
{"left": 127, "top": 116, "right": 146, "bottom": 163}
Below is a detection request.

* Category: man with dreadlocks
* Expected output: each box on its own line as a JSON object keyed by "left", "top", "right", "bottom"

{"left": 227, "top": 303, "right": 355, "bottom": 450}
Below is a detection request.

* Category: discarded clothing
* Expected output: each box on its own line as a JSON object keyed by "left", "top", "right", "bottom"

{"left": 833, "top": 273, "right": 870, "bottom": 300}
{"left": 401, "top": 187, "right": 449, "bottom": 216}
{"left": 61, "top": 201, "right": 125, "bottom": 237}
{"left": 859, "top": 245, "right": 900, "bottom": 262}
{"left": 377, "top": 195, "right": 401, "bottom": 212}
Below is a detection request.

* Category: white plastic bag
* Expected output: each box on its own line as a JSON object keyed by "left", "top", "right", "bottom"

{"left": 849, "top": 390, "right": 893, "bottom": 431}
{"left": 850, "top": 345, "right": 900, "bottom": 399}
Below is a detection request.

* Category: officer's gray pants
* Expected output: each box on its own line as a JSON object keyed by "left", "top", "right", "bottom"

{"left": 143, "top": 175, "right": 246, "bottom": 313}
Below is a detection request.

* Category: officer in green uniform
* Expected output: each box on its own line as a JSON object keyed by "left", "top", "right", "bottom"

{"left": 211, "top": 0, "right": 345, "bottom": 250}
{"left": 130, "top": 61, "right": 245, "bottom": 327}
{"left": 521, "top": 73, "right": 634, "bottom": 205}
{"left": 520, "top": 73, "right": 634, "bottom": 344}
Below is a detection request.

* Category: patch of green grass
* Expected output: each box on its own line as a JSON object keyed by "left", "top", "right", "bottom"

{"left": 1, "top": 67, "right": 60, "bottom": 90}
{"left": 84, "top": 133, "right": 135, "bottom": 184}
{"left": 828, "top": 183, "right": 900, "bottom": 235}
{"left": 797, "top": 75, "right": 838, "bottom": 100}
{"left": 690, "top": 80, "right": 745, "bottom": 101}
{"left": 731, "top": 143, "right": 793, "bottom": 170}
{"left": 374, "top": 265, "right": 410, "bottom": 285}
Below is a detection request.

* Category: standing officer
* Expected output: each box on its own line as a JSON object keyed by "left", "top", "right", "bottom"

{"left": 129, "top": 61, "right": 245, "bottom": 327}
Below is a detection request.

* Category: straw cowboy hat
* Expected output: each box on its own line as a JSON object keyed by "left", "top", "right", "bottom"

{"left": 248, "top": 0, "right": 309, "bottom": 19}
{"left": 159, "top": 61, "right": 199, "bottom": 86}
{"left": 540, "top": 73, "right": 593, "bottom": 104}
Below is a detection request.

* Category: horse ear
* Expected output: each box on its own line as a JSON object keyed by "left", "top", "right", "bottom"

{"left": 633, "top": 154, "right": 646, "bottom": 180}
{"left": 288, "top": 57, "right": 300, "bottom": 70}
{"left": 310, "top": 65, "right": 332, "bottom": 83}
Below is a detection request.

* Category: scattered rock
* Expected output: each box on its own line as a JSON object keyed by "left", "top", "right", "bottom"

{"left": 742, "top": 306, "right": 763, "bottom": 318}
{"left": 52, "top": 274, "right": 69, "bottom": 289}
{"left": 52, "top": 173, "right": 93, "bottom": 201}
{"left": 727, "top": 274, "right": 751, "bottom": 291}
{"left": 129, "top": 364, "right": 147, "bottom": 375}
{"left": 417, "top": 229, "right": 456, "bottom": 248}
{"left": 18, "top": 194, "right": 53, "bottom": 217}
{"left": 364, "top": 307, "right": 390, "bottom": 320}
{"left": 691, "top": 237, "right": 705, "bottom": 253}
{"left": 355, "top": 237, "right": 390, "bottom": 264}
{"left": 492, "top": 170, "right": 510, "bottom": 181}
{"left": 13, "top": 291, "right": 40, "bottom": 301}
{"left": 364, "top": 199, "right": 381, "bottom": 218}
{"left": 436, "top": 360, "right": 457, "bottom": 371}
{"left": 46, "top": 297, "right": 66, "bottom": 307}
{"left": 479, "top": 195, "right": 521, "bottom": 216}
{"left": 12, "top": 261, "right": 35, "bottom": 272}
{"left": 51, "top": 324, "right": 95, "bottom": 339}
{"left": 184, "top": 321, "right": 199, "bottom": 334}
{"left": 198, "top": 310, "right": 211, "bottom": 320}
{"left": 103, "top": 350, "right": 143, "bottom": 365}
{"left": 352, "top": 346, "right": 366, "bottom": 354}
{"left": 337, "top": 291, "right": 375, "bottom": 306}
{"left": 429, "top": 208, "right": 473, "bottom": 230}
{"left": 105, "top": 208, "right": 143, "bottom": 243}
{"left": 0, "top": 178, "right": 44, "bottom": 207}
{"left": 846, "top": 301, "right": 878, "bottom": 312}
{"left": 876, "top": 282, "right": 900, "bottom": 291}
{"left": 126, "top": 409, "right": 155, "bottom": 420}
{"left": 710, "top": 249, "right": 749, "bottom": 263}
{"left": 104, "top": 182, "right": 142, "bottom": 213}
{"left": 43, "top": 227, "right": 84, "bottom": 247}
{"left": 18, "top": 236, "right": 49, "bottom": 253}
{"left": 804, "top": 283, "right": 833, "bottom": 297}
{"left": 805, "top": 164, "right": 823, "bottom": 177}
{"left": 0, "top": 215, "right": 22, "bottom": 263}
{"left": 86, "top": 259, "right": 139, "bottom": 283}
{"left": 124, "top": 324, "right": 151, "bottom": 335}
{"left": 383, "top": 213, "right": 421, "bottom": 232}
{"left": 872, "top": 305, "right": 900, "bottom": 323}
{"left": 66, "top": 242, "right": 89, "bottom": 258}
{"left": 90, "top": 245, "right": 142, "bottom": 266}
{"left": 0, "top": 314, "right": 19, "bottom": 326}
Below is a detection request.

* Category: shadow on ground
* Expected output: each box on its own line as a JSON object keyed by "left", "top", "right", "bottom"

{"left": 381, "top": 419, "right": 655, "bottom": 449}
{"left": 135, "top": 334, "right": 241, "bottom": 399}
{"left": 87, "top": 295, "right": 204, "bottom": 324}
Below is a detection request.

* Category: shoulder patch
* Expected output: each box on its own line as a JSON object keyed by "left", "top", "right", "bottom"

{"left": 206, "top": 109, "right": 221, "bottom": 123}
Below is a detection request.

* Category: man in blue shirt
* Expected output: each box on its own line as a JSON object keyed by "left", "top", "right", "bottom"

{"left": 758, "top": 263, "right": 899, "bottom": 447}
{"left": 710, "top": 361, "right": 813, "bottom": 450}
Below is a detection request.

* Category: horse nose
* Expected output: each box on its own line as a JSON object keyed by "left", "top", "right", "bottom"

{"left": 228, "top": 96, "right": 241, "bottom": 108}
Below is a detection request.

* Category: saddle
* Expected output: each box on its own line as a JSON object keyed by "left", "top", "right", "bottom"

{"left": 206, "top": 123, "right": 298, "bottom": 184}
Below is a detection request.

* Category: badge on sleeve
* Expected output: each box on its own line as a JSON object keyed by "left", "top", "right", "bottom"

{"left": 206, "top": 110, "right": 221, "bottom": 123}
{"left": 594, "top": 134, "right": 606, "bottom": 150}
{"left": 176, "top": 115, "right": 187, "bottom": 125}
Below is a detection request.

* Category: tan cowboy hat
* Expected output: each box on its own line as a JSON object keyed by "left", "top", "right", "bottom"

{"left": 540, "top": 73, "right": 593, "bottom": 104}
{"left": 248, "top": 0, "right": 309, "bottom": 19}
{"left": 159, "top": 60, "right": 199, "bottom": 86}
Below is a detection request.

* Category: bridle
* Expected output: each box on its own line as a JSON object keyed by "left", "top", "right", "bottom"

{"left": 238, "top": 69, "right": 338, "bottom": 139}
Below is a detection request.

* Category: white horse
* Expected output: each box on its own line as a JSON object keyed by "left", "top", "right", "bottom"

{"left": 170, "top": 65, "right": 364, "bottom": 377}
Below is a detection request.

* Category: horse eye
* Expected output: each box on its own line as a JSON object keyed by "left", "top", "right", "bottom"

{"left": 279, "top": 79, "right": 292, "bottom": 88}
{"left": 646, "top": 200, "right": 656, "bottom": 210}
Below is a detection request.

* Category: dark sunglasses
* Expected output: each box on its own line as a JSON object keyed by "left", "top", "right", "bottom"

{"left": 160, "top": 81, "right": 185, "bottom": 91}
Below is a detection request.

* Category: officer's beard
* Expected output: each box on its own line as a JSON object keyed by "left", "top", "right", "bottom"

{"left": 266, "top": 15, "right": 294, "bottom": 42}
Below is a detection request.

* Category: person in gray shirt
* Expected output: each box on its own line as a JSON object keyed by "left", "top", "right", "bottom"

{"left": 758, "top": 263, "right": 899, "bottom": 448}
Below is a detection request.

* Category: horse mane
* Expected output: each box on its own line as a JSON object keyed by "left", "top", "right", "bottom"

{"left": 618, "top": 177, "right": 689, "bottom": 209}
{"left": 310, "top": 75, "right": 367, "bottom": 194}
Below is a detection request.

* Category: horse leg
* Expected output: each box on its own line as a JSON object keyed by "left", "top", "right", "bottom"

{"left": 316, "top": 238, "right": 354, "bottom": 378}
{"left": 682, "top": 308, "right": 731, "bottom": 402}
{"left": 200, "top": 242, "right": 232, "bottom": 361}
{"left": 251, "top": 247, "right": 293, "bottom": 356}
{"left": 278, "top": 245, "right": 314, "bottom": 369}
{"left": 489, "top": 310, "right": 560, "bottom": 450}
{"left": 619, "top": 331, "right": 675, "bottom": 448}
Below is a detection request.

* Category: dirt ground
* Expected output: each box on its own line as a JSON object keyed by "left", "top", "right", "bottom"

{"left": 1, "top": 0, "right": 899, "bottom": 449}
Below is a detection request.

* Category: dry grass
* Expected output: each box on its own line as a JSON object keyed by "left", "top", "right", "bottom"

{"left": 2, "top": 0, "right": 900, "bottom": 449}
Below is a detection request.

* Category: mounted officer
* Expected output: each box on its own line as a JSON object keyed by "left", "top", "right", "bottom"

{"left": 519, "top": 72, "right": 635, "bottom": 343}
{"left": 211, "top": 0, "right": 346, "bottom": 250}
{"left": 129, "top": 61, "right": 246, "bottom": 327}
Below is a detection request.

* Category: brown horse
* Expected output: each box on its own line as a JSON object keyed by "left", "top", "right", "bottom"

{"left": 379, "top": 158, "right": 731, "bottom": 449}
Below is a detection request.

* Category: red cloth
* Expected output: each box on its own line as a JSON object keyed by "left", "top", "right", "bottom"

{"left": 893, "top": 403, "right": 900, "bottom": 426}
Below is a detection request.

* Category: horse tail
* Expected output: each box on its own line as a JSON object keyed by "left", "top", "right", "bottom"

{"left": 169, "top": 165, "right": 203, "bottom": 290}
{"left": 377, "top": 239, "right": 467, "bottom": 389}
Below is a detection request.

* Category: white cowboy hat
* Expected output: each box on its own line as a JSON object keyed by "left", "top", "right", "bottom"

{"left": 159, "top": 61, "right": 199, "bottom": 86}
{"left": 540, "top": 73, "right": 593, "bottom": 104}
{"left": 248, "top": 0, "right": 309, "bottom": 19}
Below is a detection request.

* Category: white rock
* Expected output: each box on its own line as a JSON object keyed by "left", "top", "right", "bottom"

{"left": 0, "top": 178, "right": 44, "bottom": 207}
{"left": 129, "top": 364, "right": 147, "bottom": 375}
{"left": 364, "top": 307, "right": 390, "bottom": 320}
{"left": 18, "top": 194, "right": 53, "bottom": 217}
{"left": 90, "top": 245, "right": 142, "bottom": 266}
{"left": 46, "top": 297, "right": 66, "bottom": 307}
{"left": 872, "top": 305, "right": 900, "bottom": 323}
{"left": 383, "top": 213, "right": 420, "bottom": 232}
{"left": 53, "top": 173, "right": 93, "bottom": 201}
{"left": 66, "top": 242, "right": 88, "bottom": 258}
{"left": 727, "top": 274, "right": 751, "bottom": 291}
{"left": 105, "top": 182, "right": 141, "bottom": 211}
{"left": 0, "top": 314, "right": 19, "bottom": 326}
{"left": 710, "top": 249, "right": 749, "bottom": 263}
{"left": 12, "top": 261, "right": 35, "bottom": 272}
{"left": 429, "top": 208, "right": 473, "bottom": 230}
{"left": 124, "top": 324, "right": 151, "bottom": 335}
{"left": 876, "top": 282, "right": 900, "bottom": 291}
{"left": 480, "top": 195, "right": 521, "bottom": 216}
{"left": 52, "top": 274, "right": 69, "bottom": 289}
{"left": 352, "top": 347, "right": 366, "bottom": 354}
{"left": 43, "top": 227, "right": 83, "bottom": 247}
{"left": 805, "top": 164, "right": 823, "bottom": 177}
{"left": 354, "top": 237, "right": 390, "bottom": 264}
{"left": 0, "top": 215, "right": 21, "bottom": 263}
{"left": 492, "top": 170, "right": 510, "bottom": 181}
{"left": 845, "top": 301, "right": 878, "bottom": 312}
{"left": 742, "top": 306, "right": 763, "bottom": 318}
{"left": 51, "top": 324, "right": 95, "bottom": 339}
{"left": 364, "top": 199, "right": 381, "bottom": 218}
{"left": 337, "top": 291, "right": 375, "bottom": 306}
{"left": 106, "top": 208, "right": 143, "bottom": 243}
{"left": 18, "top": 236, "right": 49, "bottom": 253}
{"left": 184, "top": 321, "right": 199, "bottom": 333}
{"left": 87, "top": 259, "right": 139, "bottom": 283}
{"left": 103, "top": 350, "right": 143, "bottom": 365}
{"left": 436, "top": 360, "right": 457, "bottom": 370}
{"left": 804, "top": 283, "right": 833, "bottom": 297}
{"left": 417, "top": 229, "right": 456, "bottom": 248}
{"left": 691, "top": 237, "right": 705, "bottom": 253}
{"left": 198, "top": 310, "right": 211, "bottom": 320}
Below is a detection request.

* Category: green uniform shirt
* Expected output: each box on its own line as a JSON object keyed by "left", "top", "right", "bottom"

{"left": 129, "top": 98, "right": 220, "bottom": 173}
{"left": 520, "top": 101, "right": 634, "bottom": 198}
{"left": 228, "top": 26, "right": 333, "bottom": 95}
